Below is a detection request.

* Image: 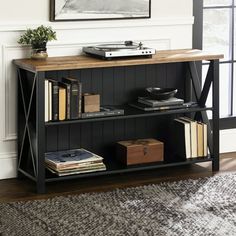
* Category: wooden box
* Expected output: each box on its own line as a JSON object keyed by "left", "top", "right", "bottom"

{"left": 83, "top": 93, "right": 100, "bottom": 113}
{"left": 116, "top": 138, "right": 164, "bottom": 165}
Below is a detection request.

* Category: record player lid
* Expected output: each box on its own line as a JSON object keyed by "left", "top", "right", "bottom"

{"left": 94, "top": 41, "right": 142, "bottom": 50}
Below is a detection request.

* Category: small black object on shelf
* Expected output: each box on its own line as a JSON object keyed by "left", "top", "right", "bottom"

{"left": 146, "top": 88, "right": 178, "bottom": 100}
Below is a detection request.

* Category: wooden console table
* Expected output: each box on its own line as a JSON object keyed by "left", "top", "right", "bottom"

{"left": 14, "top": 49, "right": 223, "bottom": 193}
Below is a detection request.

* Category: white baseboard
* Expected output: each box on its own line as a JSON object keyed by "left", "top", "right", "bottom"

{"left": 0, "top": 153, "right": 17, "bottom": 179}
{"left": 220, "top": 129, "right": 236, "bottom": 153}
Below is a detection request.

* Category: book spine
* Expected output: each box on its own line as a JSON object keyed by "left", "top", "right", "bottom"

{"left": 48, "top": 82, "right": 52, "bottom": 121}
{"left": 66, "top": 84, "right": 71, "bottom": 120}
{"left": 59, "top": 87, "right": 66, "bottom": 121}
{"left": 81, "top": 110, "right": 124, "bottom": 119}
{"left": 70, "top": 83, "right": 79, "bottom": 119}
{"left": 51, "top": 81, "right": 59, "bottom": 121}
{"left": 44, "top": 80, "right": 49, "bottom": 122}
{"left": 78, "top": 83, "right": 82, "bottom": 118}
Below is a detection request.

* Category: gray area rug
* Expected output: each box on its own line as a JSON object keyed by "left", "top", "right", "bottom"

{"left": 0, "top": 173, "right": 236, "bottom": 236}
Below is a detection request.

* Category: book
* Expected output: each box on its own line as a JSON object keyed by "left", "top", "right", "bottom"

{"left": 179, "top": 117, "right": 198, "bottom": 158}
{"left": 173, "top": 118, "right": 191, "bottom": 159}
{"left": 197, "top": 122, "right": 204, "bottom": 157}
{"left": 49, "top": 79, "right": 59, "bottom": 121}
{"left": 48, "top": 81, "right": 52, "bottom": 121}
{"left": 129, "top": 101, "right": 196, "bottom": 111}
{"left": 62, "top": 77, "right": 81, "bottom": 120}
{"left": 58, "top": 84, "right": 67, "bottom": 121}
{"left": 45, "top": 80, "right": 49, "bottom": 122}
{"left": 203, "top": 122, "right": 208, "bottom": 156}
{"left": 138, "top": 97, "right": 184, "bottom": 107}
{"left": 81, "top": 106, "right": 124, "bottom": 119}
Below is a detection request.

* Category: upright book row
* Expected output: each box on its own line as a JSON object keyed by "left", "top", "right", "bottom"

{"left": 44, "top": 78, "right": 82, "bottom": 122}
{"left": 173, "top": 117, "right": 208, "bottom": 159}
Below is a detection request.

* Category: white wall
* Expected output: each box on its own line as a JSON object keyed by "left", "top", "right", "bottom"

{"left": 0, "top": 0, "right": 194, "bottom": 179}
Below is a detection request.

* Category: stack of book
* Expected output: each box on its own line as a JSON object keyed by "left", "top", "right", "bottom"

{"left": 45, "top": 77, "right": 82, "bottom": 122}
{"left": 129, "top": 97, "right": 193, "bottom": 111}
{"left": 45, "top": 148, "right": 106, "bottom": 176}
{"left": 173, "top": 117, "right": 207, "bottom": 159}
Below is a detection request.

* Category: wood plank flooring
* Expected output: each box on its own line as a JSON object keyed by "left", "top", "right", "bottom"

{"left": 0, "top": 153, "right": 235, "bottom": 203}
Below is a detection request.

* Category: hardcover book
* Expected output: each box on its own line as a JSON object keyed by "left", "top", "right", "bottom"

{"left": 179, "top": 117, "right": 198, "bottom": 158}
{"left": 173, "top": 118, "right": 191, "bottom": 159}
{"left": 58, "top": 83, "right": 67, "bottom": 121}
{"left": 62, "top": 77, "right": 82, "bottom": 120}
{"left": 49, "top": 79, "right": 59, "bottom": 121}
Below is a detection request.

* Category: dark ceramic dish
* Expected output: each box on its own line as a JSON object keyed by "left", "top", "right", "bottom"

{"left": 146, "top": 88, "right": 178, "bottom": 100}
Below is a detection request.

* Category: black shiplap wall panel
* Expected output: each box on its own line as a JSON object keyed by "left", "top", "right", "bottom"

{"left": 91, "top": 68, "right": 103, "bottom": 98}
{"left": 80, "top": 69, "right": 92, "bottom": 94}
{"left": 58, "top": 125, "right": 70, "bottom": 151}
{"left": 125, "top": 119, "right": 136, "bottom": 140}
{"left": 92, "top": 122, "right": 104, "bottom": 155}
{"left": 156, "top": 64, "right": 167, "bottom": 88}
{"left": 114, "top": 67, "right": 125, "bottom": 105}
{"left": 124, "top": 67, "right": 136, "bottom": 103}
{"left": 59, "top": 70, "right": 69, "bottom": 81}
{"left": 69, "top": 70, "right": 81, "bottom": 81}
{"left": 46, "top": 126, "right": 58, "bottom": 152}
{"left": 102, "top": 68, "right": 114, "bottom": 105}
{"left": 135, "top": 118, "right": 147, "bottom": 139}
{"left": 45, "top": 63, "right": 187, "bottom": 160}
{"left": 102, "top": 121, "right": 114, "bottom": 158}
{"left": 69, "top": 124, "right": 81, "bottom": 149}
{"left": 135, "top": 65, "right": 146, "bottom": 97}
{"left": 114, "top": 120, "right": 125, "bottom": 142}
{"left": 166, "top": 63, "right": 185, "bottom": 99}
{"left": 146, "top": 64, "right": 157, "bottom": 88}
{"left": 80, "top": 123, "right": 92, "bottom": 151}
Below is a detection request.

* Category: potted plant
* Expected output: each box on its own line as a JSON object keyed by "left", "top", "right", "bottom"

{"left": 18, "top": 25, "right": 57, "bottom": 59}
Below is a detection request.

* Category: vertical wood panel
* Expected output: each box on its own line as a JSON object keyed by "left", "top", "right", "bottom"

{"left": 81, "top": 69, "right": 92, "bottom": 94}
{"left": 125, "top": 67, "right": 136, "bottom": 103}
{"left": 92, "top": 122, "right": 103, "bottom": 155}
{"left": 135, "top": 65, "right": 146, "bottom": 97}
{"left": 45, "top": 126, "right": 58, "bottom": 152}
{"left": 58, "top": 125, "right": 70, "bottom": 151}
{"left": 156, "top": 64, "right": 167, "bottom": 88}
{"left": 102, "top": 68, "right": 114, "bottom": 105}
{"left": 69, "top": 124, "right": 81, "bottom": 149}
{"left": 91, "top": 68, "right": 103, "bottom": 103}
{"left": 146, "top": 64, "right": 157, "bottom": 88}
{"left": 80, "top": 123, "right": 92, "bottom": 151}
{"left": 114, "top": 67, "right": 125, "bottom": 105}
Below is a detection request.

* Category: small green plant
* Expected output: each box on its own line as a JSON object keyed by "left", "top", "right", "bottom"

{"left": 18, "top": 25, "right": 57, "bottom": 49}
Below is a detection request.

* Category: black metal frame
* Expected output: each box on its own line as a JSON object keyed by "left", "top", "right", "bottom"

{"left": 193, "top": 0, "right": 235, "bottom": 129}
{"left": 16, "top": 58, "right": 220, "bottom": 194}
{"left": 50, "top": 0, "right": 151, "bottom": 22}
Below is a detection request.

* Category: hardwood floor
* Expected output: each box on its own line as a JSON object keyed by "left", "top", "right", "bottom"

{"left": 0, "top": 153, "right": 236, "bottom": 203}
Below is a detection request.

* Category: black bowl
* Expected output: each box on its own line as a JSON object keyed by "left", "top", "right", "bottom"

{"left": 146, "top": 88, "right": 178, "bottom": 100}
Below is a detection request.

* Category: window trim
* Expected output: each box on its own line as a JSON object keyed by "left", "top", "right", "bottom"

{"left": 193, "top": 0, "right": 235, "bottom": 130}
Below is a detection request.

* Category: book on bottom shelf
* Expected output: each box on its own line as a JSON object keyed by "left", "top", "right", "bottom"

{"left": 172, "top": 117, "right": 208, "bottom": 160}
{"left": 45, "top": 148, "right": 106, "bottom": 176}
{"left": 173, "top": 118, "right": 191, "bottom": 159}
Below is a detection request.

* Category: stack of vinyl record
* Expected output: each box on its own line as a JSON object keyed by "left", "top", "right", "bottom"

{"left": 45, "top": 148, "right": 106, "bottom": 176}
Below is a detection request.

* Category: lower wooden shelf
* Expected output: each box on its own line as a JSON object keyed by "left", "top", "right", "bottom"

{"left": 45, "top": 156, "right": 213, "bottom": 183}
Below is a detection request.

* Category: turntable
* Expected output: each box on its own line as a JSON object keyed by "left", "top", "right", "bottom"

{"left": 82, "top": 41, "right": 156, "bottom": 60}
